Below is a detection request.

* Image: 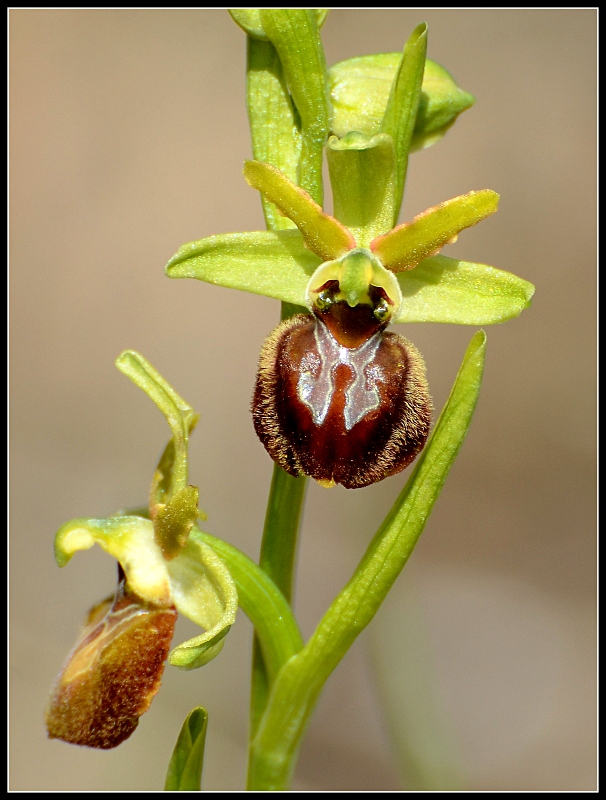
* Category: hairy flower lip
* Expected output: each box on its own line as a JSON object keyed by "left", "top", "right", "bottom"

{"left": 252, "top": 311, "right": 432, "bottom": 489}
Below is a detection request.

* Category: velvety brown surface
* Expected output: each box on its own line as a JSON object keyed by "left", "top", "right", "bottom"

{"left": 253, "top": 314, "right": 431, "bottom": 488}
{"left": 46, "top": 577, "right": 177, "bottom": 749}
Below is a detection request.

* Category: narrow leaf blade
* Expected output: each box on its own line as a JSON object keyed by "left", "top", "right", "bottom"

{"left": 165, "top": 707, "right": 208, "bottom": 791}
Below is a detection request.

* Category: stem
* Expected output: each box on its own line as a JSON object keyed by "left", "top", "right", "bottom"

{"left": 248, "top": 316, "right": 308, "bottom": 744}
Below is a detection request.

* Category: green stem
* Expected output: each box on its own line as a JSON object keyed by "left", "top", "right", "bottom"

{"left": 244, "top": 29, "right": 313, "bottom": 762}
{"left": 247, "top": 331, "right": 486, "bottom": 790}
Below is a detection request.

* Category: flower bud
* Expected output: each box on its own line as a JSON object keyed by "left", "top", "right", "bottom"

{"left": 46, "top": 568, "right": 177, "bottom": 749}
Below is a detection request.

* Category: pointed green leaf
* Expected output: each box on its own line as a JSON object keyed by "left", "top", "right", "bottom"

{"left": 328, "top": 54, "right": 474, "bottom": 151}
{"left": 165, "top": 707, "right": 208, "bottom": 791}
{"left": 243, "top": 161, "right": 355, "bottom": 260}
{"left": 165, "top": 229, "right": 321, "bottom": 306}
{"left": 327, "top": 132, "right": 397, "bottom": 246}
{"left": 246, "top": 38, "right": 300, "bottom": 231}
{"left": 379, "top": 23, "right": 428, "bottom": 222}
{"left": 198, "top": 530, "right": 303, "bottom": 682}
{"left": 230, "top": 9, "right": 328, "bottom": 41}
{"left": 393, "top": 255, "right": 535, "bottom": 324}
{"left": 372, "top": 190, "right": 500, "bottom": 272}
{"left": 259, "top": 9, "right": 330, "bottom": 204}
{"left": 248, "top": 332, "right": 488, "bottom": 791}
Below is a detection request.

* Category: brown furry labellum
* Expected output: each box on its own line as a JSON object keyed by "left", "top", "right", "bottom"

{"left": 45, "top": 567, "right": 177, "bottom": 749}
{"left": 252, "top": 288, "right": 432, "bottom": 489}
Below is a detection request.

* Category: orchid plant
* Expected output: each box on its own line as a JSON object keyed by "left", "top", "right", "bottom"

{"left": 46, "top": 10, "right": 534, "bottom": 791}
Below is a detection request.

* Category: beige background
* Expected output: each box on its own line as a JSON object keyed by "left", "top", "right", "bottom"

{"left": 10, "top": 9, "right": 596, "bottom": 791}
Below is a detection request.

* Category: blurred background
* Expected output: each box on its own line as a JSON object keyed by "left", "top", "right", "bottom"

{"left": 10, "top": 9, "right": 596, "bottom": 791}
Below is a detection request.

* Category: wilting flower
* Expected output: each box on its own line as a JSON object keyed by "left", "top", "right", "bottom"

{"left": 46, "top": 353, "right": 237, "bottom": 748}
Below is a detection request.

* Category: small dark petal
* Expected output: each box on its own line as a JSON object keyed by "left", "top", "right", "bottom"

{"left": 252, "top": 312, "right": 432, "bottom": 489}
{"left": 46, "top": 575, "right": 177, "bottom": 749}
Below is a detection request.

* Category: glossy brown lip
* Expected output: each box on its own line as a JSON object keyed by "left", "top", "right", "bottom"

{"left": 252, "top": 310, "right": 432, "bottom": 489}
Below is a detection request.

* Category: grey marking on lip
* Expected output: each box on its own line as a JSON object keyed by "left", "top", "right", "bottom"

{"left": 297, "top": 320, "right": 383, "bottom": 430}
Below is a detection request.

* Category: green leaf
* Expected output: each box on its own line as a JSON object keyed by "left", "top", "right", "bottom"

{"left": 165, "top": 229, "right": 321, "bottom": 306}
{"left": 248, "top": 331, "right": 488, "bottom": 791}
{"left": 393, "top": 255, "right": 535, "bottom": 324}
{"left": 244, "top": 161, "right": 355, "bottom": 261}
{"left": 379, "top": 23, "right": 428, "bottom": 222}
{"left": 327, "top": 132, "right": 397, "bottom": 245}
{"left": 372, "top": 190, "right": 500, "bottom": 271}
{"left": 328, "top": 53, "right": 474, "bottom": 151}
{"left": 230, "top": 9, "right": 328, "bottom": 42}
{"left": 165, "top": 707, "right": 208, "bottom": 791}
{"left": 246, "top": 38, "right": 300, "bottom": 230}
{"left": 259, "top": 9, "right": 330, "bottom": 204}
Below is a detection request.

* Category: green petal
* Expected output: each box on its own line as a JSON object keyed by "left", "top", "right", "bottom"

{"left": 393, "top": 255, "right": 535, "bottom": 324}
{"left": 167, "top": 534, "right": 238, "bottom": 670}
{"left": 327, "top": 132, "right": 397, "bottom": 246}
{"left": 244, "top": 161, "right": 355, "bottom": 261}
{"left": 246, "top": 38, "right": 300, "bottom": 231}
{"left": 258, "top": 9, "right": 330, "bottom": 204}
{"left": 165, "top": 229, "right": 321, "bottom": 306}
{"left": 328, "top": 54, "right": 474, "bottom": 151}
{"left": 165, "top": 707, "right": 208, "bottom": 791}
{"left": 372, "top": 190, "right": 500, "bottom": 272}
{"left": 229, "top": 8, "right": 328, "bottom": 42}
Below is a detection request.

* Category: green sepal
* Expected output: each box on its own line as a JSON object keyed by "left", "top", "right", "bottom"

{"left": 394, "top": 255, "right": 535, "bottom": 324}
{"left": 230, "top": 9, "right": 328, "bottom": 42}
{"left": 258, "top": 9, "right": 330, "bottom": 204}
{"left": 54, "top": 516, "right": 172, "bottom": 607}
{"left": 379, "top": 22, "right": 428, "bottom": 223}
{"left": 327, "top": 132, "right": 397, "bottom": 246}
{"left": 246, "top": 38, "right": 300, "bottom": 230}
{"left": 164, "top": 707, "right": 208, "bottom": 791}
{"left": 372, "top": 190, "right": 500, "bottom": 272}
{"left": 167, "top": 533, "right": 238, "bottom": 670}
{"left": 165, "top": 229, "right": 321, "bottom": 307}
{"left": 244, "top": 161, "right": 355, "bottom": 261}
{"left": 116, "top": 351, "right": 198, "bottom": 498}
{"left": 328, "top": 53, "right": 474, "bottom": 152}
